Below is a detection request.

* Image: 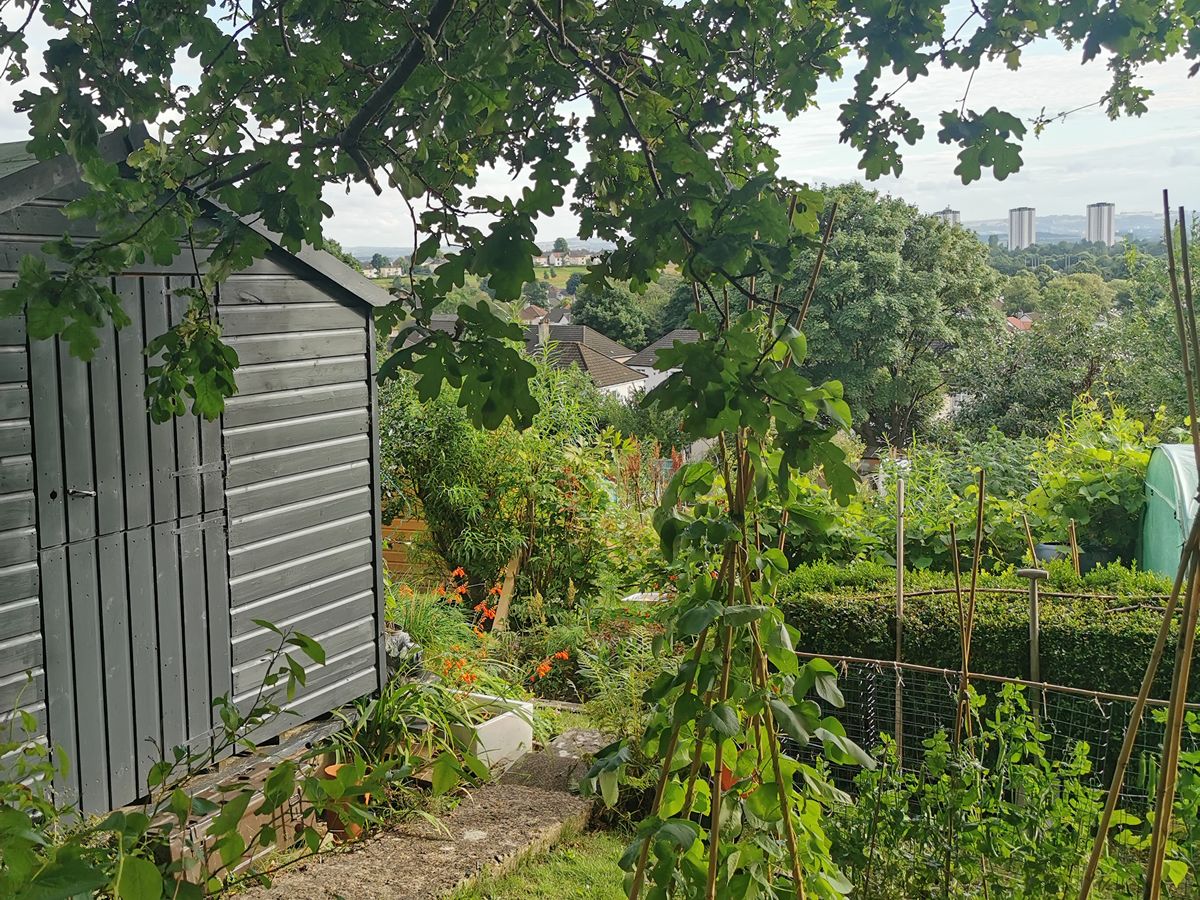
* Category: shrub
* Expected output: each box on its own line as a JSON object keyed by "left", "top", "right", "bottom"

{"left": 778, "top": 561, "right": 1185, "bottom": 700}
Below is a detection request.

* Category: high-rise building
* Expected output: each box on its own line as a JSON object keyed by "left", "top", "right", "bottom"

{"left": 1008, "top": 207, "right": 1036, "bottom": 250}
{"left": 935, "top": 207, "right": 961, "bottom": 226}
{"left": 1086, "top": 202, "right": 1116, "bottom": 246}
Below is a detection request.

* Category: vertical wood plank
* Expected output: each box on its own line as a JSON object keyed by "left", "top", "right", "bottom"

{"left": 97, "top": 532, "right": 135, "bottom": 806}
{"left": 91, "top": 289, "right": 125, "bottom": 537}
{"left": 179, "top": 517, "right": 210, "bottom": 743}
{"left": 116, "top": 277, "right": 151, "bottom": 530}
{"left": 125, "top": 526, "right": 161, "bottom": 790}
{"left": 29, "top": 337, "right": 64, "bottom": 549}
{"left": 67, "top": 540, "right": 108, "bottom": 812}
{"left": 143, "top": 277, "right": 178, "bottom": 525}
{"left": 204, "top": 518, "right": 232, "bottom": 716}
{"left": 171, "top": 282, "right": 202, "bottom": 518}
{"left": 60, "top": 342, "right": 95, "bottom": 544}
{"left": 39, "top": 545, "right": 79, "bottom": 809}
{"left": 153, "top": 523, "right": 185, "bottom": 755}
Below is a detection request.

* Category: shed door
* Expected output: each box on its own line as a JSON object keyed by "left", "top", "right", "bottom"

{"left": 30, "top": 275, "right": 231, "bottom": 813}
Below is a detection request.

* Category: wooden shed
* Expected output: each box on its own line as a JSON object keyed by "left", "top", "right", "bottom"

{"left": 0, "top": 131, "right": 390, "bottom": 813}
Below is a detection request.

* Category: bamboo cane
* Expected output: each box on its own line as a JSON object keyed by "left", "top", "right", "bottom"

{"left": 1079, "top": 194, "right": 1200, "bottom": 900}
{"left": 1068, "top": 519, "right": 1081, "bottom": 577}
{"left": 955, "top": 470, "right": 986, "bottom": 746}
{"left": 1022, "top": 514, "right": 1037, "bottom": 567}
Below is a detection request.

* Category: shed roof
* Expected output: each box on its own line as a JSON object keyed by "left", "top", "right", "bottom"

{"left": 627, "top": 328, "right": 701, "bottom": 368}
{"left": 0, "top": 130, "right": 392, "bottom": 310}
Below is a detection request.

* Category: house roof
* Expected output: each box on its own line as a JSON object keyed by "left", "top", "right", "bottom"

{"left": 626, "top": 328, "right": 701, "bottom": 368}
{"left": 525, "top": 323, "right": 634, "bottom": 360}
{"left": 547, "top": 342, "right": 645, "bottom": 388}
{"left": 394, "top": 313, "right": 461, "bottom": 349}
{"left": 518, "top": 304, "right": 548, "bottom": 322}
{"left": 1005, "top": 314, "right": 1033, "bottom": 332}
{"left": 0, "top": 129, "right": 392, "bottom": 310}
{"left": 546, "top": 305, "right": 571, "bottom": 323}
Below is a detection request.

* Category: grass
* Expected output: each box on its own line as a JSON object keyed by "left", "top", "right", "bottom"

{"left": 448, "top": 826, "right": 628, "bottom": 900}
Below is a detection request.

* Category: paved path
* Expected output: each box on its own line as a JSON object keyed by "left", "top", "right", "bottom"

{"left": 237, "top": 731, "right": 606, "bottom": 900}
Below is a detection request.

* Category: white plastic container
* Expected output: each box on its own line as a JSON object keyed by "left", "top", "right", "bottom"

{"left": 451, "top": 693, "right": 535, "bottom": 772}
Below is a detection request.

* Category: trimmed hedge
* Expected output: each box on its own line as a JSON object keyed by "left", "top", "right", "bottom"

{"left": 778, "top": 560, "right": 1192, "bottom": 701}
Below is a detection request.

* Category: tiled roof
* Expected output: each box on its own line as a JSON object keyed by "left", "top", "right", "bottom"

{"left": 518, "top": 304, "right": 548, "bottom": 322}
{"left": 394, "top": 314, "right": 460, "bottom": 348}
{"left": 547, "top": 342, "right": 646, "bottom": 388}
{"left": 626, "top": 328, "right": 701, "bottom": 368}
{"left": 525, "top": 324, "right": 634, "bottom": 360}
{"left": 546, "top": 306, "right": 571, "bottom": 323}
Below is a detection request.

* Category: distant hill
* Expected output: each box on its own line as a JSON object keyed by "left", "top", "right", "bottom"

{"left": 345, "top": 238, "right": 615, "bottom": 262}
{"left": 962, "top": 211, "right": 1163, "bottom": 242}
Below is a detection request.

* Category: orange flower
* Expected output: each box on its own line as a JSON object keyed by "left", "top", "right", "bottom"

{"left": 455, "top": 583, "right": 469, "bottom": 595}
{"left": 554, "top": 650, "right": 570, "bottom": 660}
{"left": 489, "top": 584, "right": 503, "bottom": 596}
{"left": 535, "top": 662, "right": 552, "bottom": 679}
{"left": 451, "top": 566, "right": 467, "bottom": 578}
{"left": 435, "top": 584, "right": 446, "bottom": 596}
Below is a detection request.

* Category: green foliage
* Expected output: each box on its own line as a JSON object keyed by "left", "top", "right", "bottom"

{"left": 0, "top": 628, "right": 384, "bottom": 898}
{"left": 7, "top": 0, "right": 1192, "bottom": 424}
{"left": 565, "top": 272, "right": 583, "bottom": 296}
{"left": 596, "top": 389, "right": 688, "bottom": 453}
{"left": 1026, "top": 397, "right": 1159, "bottom": 557}
{"left": 570, "top": 284, "right": 652, "bottom": 350}
{"left": 828, "top": 685, "right": 1163, "bottom": 897}
{"left": 380, "top": 354, "right": 613, "bottom": 601}
{"left": 778, "top": 562, "right": 1186, "bottom": 700}
{"left": 773, "top": 183, "right": 1000, "bottom": 447}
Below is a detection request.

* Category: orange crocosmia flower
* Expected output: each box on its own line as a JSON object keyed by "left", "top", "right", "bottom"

{"left": 554, "top": 650, "right": 570, "bottom": 660}
{"left": 451, "top": 566, "right": 467, "bottom": 578}
{"left": 489, "top": 584, "right": 503, "bottom": 596}
{"left": 455, "top": 584, "right": 469, "bottom": 595}
{"left": 434, "top": 584, "right": 446, "bottom": 596}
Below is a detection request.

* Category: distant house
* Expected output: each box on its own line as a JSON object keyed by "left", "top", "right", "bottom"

{"left": 627, "top": 328, "right": 702, "bottom": 390}
{"left": 526, "top": 324, "right": 644, "bottom": 397}
{"left": 546, "top": 305, "right": 572, "bottom": 325}
{"left": 526, "top": 324, "right": 636, "bottom": 363}
{"left": 519, "top": 304, "right": 549, "bottom": 324}
{"left": 541, "top": 341, "right": 646, "bottom": 399}
{"left": 1005, "top": 313, "right": 1033, "bottom": 332}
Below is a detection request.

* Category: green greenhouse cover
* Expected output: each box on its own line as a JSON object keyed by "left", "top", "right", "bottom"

{"left": 1142, "top": 444, "right": 1199, "bottom": 577}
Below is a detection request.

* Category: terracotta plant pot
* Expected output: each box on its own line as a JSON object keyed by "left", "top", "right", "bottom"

{"left": 321, "top": 763, "right": 370, "bottom": 842}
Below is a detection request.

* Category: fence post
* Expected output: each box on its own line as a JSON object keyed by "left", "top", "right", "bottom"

{"left": 1018, "top": 567, "right": 1049, "bottom": 719}
{"left": 895, "top": 477, "right": 905, "bottom": 762}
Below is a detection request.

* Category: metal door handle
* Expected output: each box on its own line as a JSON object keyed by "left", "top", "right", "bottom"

{"left": 68, "top": 488, "right": 97, "bottom": 498}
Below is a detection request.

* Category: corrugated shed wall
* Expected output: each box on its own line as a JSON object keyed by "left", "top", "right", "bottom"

{"left": 220, "top": 276, "right": 381, "bottom": 734}
{"left": 0, "top": 281, "right": 42, "bottom": 780}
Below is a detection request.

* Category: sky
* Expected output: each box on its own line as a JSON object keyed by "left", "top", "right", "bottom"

{"left": 1, "top": 10, "right": 1196, "bottom": 248}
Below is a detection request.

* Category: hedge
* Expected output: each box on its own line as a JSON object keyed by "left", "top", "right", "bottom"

{"left": 777, "top": 560, "right": 1193, "bottom": 701}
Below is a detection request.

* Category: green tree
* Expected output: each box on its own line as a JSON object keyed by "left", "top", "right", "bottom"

{"left": 564, "top": 272, "right": 583, "bottom": 296}
{"left": 321, "top": 237, "right": 364, "bottom": 272}
{"left": 571, "top": 284, "right": 651, "bottom": 348}
{"left": 552, "top": 237, "right": 570, "bottom": 253}
{"left": 777, "top": 183, "right": 1000, "bottom": 447}
{"left": 3, "top": 0, "right": 1187, "bottom": 425}
{"left": 370, "top": 252, "right": 390, "bottom": 269}
{"left": 1001, "top": 271, "right": 1042, "bottom": 314}
{"left": 522, "top": 279, "right": 550, "bottom": 306}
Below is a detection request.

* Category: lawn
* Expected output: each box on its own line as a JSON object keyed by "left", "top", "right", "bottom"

{"left": 448, "top": 828, "right": 628, "bottom": 900}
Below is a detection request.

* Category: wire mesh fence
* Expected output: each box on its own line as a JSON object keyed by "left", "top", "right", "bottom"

{"left": 801, "top": 652, "right": 1199, "bottom": 805}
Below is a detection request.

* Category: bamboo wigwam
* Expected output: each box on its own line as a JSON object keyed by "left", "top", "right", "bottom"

{"left": 1078, "top": 193, "right": 1200, "bottom": 900}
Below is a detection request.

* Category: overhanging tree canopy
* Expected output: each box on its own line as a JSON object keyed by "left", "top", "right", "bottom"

{"left": 0, "top": 0, "right": 1195, "bottom": 425}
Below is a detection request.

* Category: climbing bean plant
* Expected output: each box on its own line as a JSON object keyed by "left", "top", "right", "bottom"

{"left": 584, "top": 280, "right": 873, "bottom": 898}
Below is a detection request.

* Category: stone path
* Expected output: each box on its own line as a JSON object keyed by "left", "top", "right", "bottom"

{"left": 237, "top": 730, "right": 606, "bottom": 900}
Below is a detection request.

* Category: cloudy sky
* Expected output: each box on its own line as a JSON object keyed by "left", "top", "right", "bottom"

{"left": 315, "top": 42, "right": 1200, "bottom": 247}
{"left": 1, "top": 10, "right": 1196, "bottom": 248}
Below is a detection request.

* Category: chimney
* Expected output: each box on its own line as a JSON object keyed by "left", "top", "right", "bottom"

{"left": 538, "top": 320, "right": 549, "bottom": 347}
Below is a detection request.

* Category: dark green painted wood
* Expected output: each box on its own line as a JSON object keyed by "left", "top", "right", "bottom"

{"left": 92, "top": 296, "right": 125, "bottom": 537}
{"left": 153, "top": 523, "right": 186, "bottom": 758}
{"left": 97, "top": 532, "right": 136, "bottom": 805}
{"left": 125, "top": 527, "right": 161, "bottom": 789}
{"left": 67, "top": 540, "right": 109, "bottom": 811}
{"left": 29, "top": 338, "right": 64, "bottom": 549}
{"left": 116, "top": 278, "right": 152, "bottom": 530}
